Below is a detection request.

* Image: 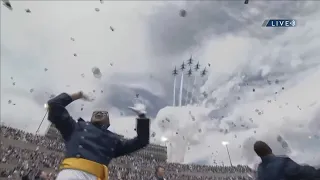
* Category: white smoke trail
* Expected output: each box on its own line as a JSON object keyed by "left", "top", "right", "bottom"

{"left": 179, "top": 73, "right": 184, "bottom": 106}
{"left": 184, "top": 77, "right": 191, "bottom": 105}
{"left": 173, "top": 76, "right": 177, "bottom": 106}
{"left": 189, "top": 76, "right": 197, "bottom": 104}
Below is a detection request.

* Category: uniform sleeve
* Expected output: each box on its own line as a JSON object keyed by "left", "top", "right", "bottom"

{"left": 114, "top": 117, "right": 150, "bottom": 157}
{"left": 47, "top": 93, "right": 76, "bottom": 140}
{"left": 256, "top": 164, "right": 262, "bottom": 180}
{"left": 284, "top": 157, "right": 320, "bottom": 179}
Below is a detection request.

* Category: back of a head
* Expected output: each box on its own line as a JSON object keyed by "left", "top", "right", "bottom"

{"left": 254, "top": 141, "right": 272, "bottom": 157}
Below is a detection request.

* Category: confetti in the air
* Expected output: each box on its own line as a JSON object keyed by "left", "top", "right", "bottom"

{"left": 151, "top": 132, "right": 156, "bottom": 137}
{"left": 73, "top": 53, "right": 77, "bottom": 57}
{"left": 92, "top": 67, "right": 102, "bottom": 79}
{"left": 44, "top": 68, "right": 48, "bottom": 71}
{"left": 179, "top": 9, "right": 187, "bottom": 17}
{"left": 110, "top": 26, "right": 114, "bottom": 31}
{"left": 8, "top": 100, "right": 12, "bottom": 104}
{"left": 30, "top": 89, "right": 34, "bottom": 93}
{"left": 70, "top": 37, "right": 75, "bottom": 41}
{"left": 3, "top": 0, "right": 12, "bottom": 10}
{"left": 25, "top": 9, "right": 31, "bottom": 13}
{"left": 95, "top": 8, "right": 100, "bottom": 12}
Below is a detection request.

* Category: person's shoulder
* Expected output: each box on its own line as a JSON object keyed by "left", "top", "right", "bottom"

{"left": 275, "top": 155, "right": 292, "bottom": 162}
{"left": 77, "top": 118, "right": 86, "bottom": 122}
{"left": 105, "top": 130, "right": 123, "bottom": 141}
{"left": 277, "top": 155, "right": 289, "bottom": 158}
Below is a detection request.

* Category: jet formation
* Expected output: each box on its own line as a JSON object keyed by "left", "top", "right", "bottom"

{"left": 172, "top": 57, "right": 208, "bottom": 77}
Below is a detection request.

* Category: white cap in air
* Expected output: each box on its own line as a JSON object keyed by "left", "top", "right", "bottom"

{"left": 221, "top": 141, "right": 229, "bottom": 146}
{"left": 160, "top": 136, "right": 168, "bottom": 142}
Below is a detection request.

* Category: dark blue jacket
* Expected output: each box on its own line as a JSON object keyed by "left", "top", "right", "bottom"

{"left": 47, "top": 93, "right": 150, "bottom": 166}
{"left": 257, "top": 155, "right": 320, "bottom": 180}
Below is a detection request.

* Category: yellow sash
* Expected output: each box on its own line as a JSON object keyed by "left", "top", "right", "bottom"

{"left": 60, "top": 158, "right": 109, "bottom": 180}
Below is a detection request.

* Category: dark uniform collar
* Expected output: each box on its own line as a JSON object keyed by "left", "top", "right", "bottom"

{"left": 78, "top": 118, "right": 109, "bottom": 131}
{"left": 261, "top": 154, "right": 275, "bottom": 162}
{"left": 93, "top": 122, "right": 110, "bottom": 131}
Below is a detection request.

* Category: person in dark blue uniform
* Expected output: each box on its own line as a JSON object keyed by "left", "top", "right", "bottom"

{"left": 47, "top": 91, "right": 150, "bottom": 180}
{"left": 254, "top": 141, "right": 320, "bottom": 180}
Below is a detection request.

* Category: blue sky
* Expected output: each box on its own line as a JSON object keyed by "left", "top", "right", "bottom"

{"left": 1, "top": 1, "right": 320, "bottom": 167}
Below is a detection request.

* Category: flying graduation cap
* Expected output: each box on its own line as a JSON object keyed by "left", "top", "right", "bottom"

{"left": 2, "top": 0, "right": 12, "bottom": 10}
{"left": 244, "top": 0, "right": 249, "bottom": 4}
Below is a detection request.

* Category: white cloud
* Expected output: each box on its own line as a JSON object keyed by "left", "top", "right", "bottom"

{"left": 151, "top": 2, "right": 320, "bottom": 166}
{"left": 1, "top": 1, "right": 161, "bottom": 132}
{"left": 2, "top": 1, "right": 320, "bottom": 167}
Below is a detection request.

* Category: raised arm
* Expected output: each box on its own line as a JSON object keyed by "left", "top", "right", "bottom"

{"left": 114, "top": 115, "right": 150, "bottom": 157}
{"left": 284, "top": 157, "right": 320, "bottom": 179}
{"left": 47, "top": 92, "right": 83, "bottom": 140}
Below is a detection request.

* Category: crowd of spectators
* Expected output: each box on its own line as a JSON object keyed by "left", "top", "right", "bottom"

{"left": 1, "top": 125, "right": 254, "bottom": 180}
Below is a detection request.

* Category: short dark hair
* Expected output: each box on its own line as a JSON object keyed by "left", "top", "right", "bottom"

{"left": 155, "top": 166, "right": 164, "bottom": 173}
{"left": 254, "top": 141, "right": 272, "bottom": 157}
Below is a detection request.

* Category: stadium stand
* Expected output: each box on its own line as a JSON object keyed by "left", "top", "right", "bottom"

{"left": 0, "top": 125, "right": 253, "bottom": 179}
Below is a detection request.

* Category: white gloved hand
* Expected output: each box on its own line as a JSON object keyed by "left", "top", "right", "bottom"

{"left": 128, "top": 103, "right": 147, "bottom": 116}
{"left": 80, "top": 91, "right": 95, "bottom": 102}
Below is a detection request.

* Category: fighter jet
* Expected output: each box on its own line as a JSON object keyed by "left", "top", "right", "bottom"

{"left": 180, "top": 62, "right": 186, "bottom": 71}
{"left": 194, "top": 62, "right": 200, "bottom": 71}
{"left": 187, "top": 68, "right": 192, "bottom": 77}
{"left": 2, "top": 0, "right": 12, "bottom": 10}
{"left": 187, "top": 56, "right": 193, "bottom": 66}
{"left": 172, "top": 67, "right": 178, "bottom": 76}
{"left": 201, "top": 68, "right": 207, "bottom": 77}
